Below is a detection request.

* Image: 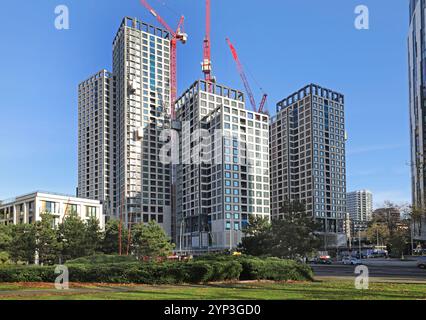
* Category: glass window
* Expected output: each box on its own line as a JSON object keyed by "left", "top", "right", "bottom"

{"left": 86, "top": 206, "right": 97, "bottom": 218}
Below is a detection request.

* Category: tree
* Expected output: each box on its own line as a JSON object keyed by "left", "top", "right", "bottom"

{"left": 35, "top": 213, "right": 61, "bottom": 265}
{"left": 373, "top": 201, "right": 401, "bottom": 233}
{"left": 131, "top": 220, "right": 174, "bottom": 259}
{"left": 58, "top": 213, "right": 88, "bottom": 261}
{"left": 85, "top": 217, "right": 102, "bottom": 256}
{"left": 240, "top": 200, "right": 321, "bottom": 259}
{"left": 102, "top": 219, "right": 128, "bottom": 255}
{"left": 388, "top": 229, "right": 409, "bottom": 259}
{"left": 366, "top": 223, "right": 390, "bottom": 247}
{"left": 269, "top": 200, "right": 321, "bottom": 259}
{"left": 0, "top": 224, "right": 12, "bottom": 252}
{"left": 8, "top": 224, "right": 36, "bottom": 264}
{"left": 240, "top": 215, "right": 272, "bottom": 256}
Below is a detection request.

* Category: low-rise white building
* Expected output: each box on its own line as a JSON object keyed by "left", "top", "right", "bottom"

{"left": 0, "top": 191, "right": 104, "bottom": 229}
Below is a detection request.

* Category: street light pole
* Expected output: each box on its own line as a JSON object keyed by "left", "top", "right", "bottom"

{"left": 359, "top": 230, "right": 362, "bottom": 263}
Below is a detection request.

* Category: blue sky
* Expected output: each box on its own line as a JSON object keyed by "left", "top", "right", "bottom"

{"left": 0, "top": 0, "right": 410, "bottom": 207}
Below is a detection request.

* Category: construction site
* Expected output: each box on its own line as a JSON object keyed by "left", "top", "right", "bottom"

{"left": 75, "top": 0, "right": 348, "bottom": 255}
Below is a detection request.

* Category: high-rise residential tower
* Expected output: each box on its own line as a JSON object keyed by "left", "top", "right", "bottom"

{"left": 270, "top": 84, "right": 347, "bottom": 247}
{"left": 409, "top": 0, "right": 426, "bottom": 241}
{"left": 347, "top": 190, "right": 373, "bottom": 222}
{"left": 175, "top": 80, "right": 270, "bottom": 252}
{"left": 112, "top": 17, "right": 172, "bottom": 234}
{"left": 78, "top": 17, "right": 172, "bottom": 235}
{"left": 77, "top": 70, "right": 115, "bottom": 215}
{"left": 347, "top": 190, "right": 373, "bottom": 233}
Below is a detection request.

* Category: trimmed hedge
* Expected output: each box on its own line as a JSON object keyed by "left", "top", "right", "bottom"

{"left": 0, "top": 255, "right": 313, "bottom": 284}
{"left": 66, "top": 254, "right": 137, "bottom": 265}
{"left": 238, "top": 257, "right": 314, "bottom": 281}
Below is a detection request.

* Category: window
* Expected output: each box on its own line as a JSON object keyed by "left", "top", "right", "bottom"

{"left": 65, "top": 204, "right": 78, "bottom": 215}
{"left": 41, "top": 201, "right": 59, "bottom": 214}
{"left": 86, "top": 206, "right": 97, "bottom": 218}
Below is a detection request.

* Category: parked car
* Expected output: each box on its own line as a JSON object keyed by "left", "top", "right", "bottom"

{"left": 342, "top": 256, "right": 362, "bottom": 265}
{"left": 417, "top": 257, "right": 426, "bottom": 269}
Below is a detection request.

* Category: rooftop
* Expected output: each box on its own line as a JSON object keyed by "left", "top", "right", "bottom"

{"left": 276, "top": 83, "right": 344, "bottom": 113}
{"left": 0, "top": 191, "right": 97, "bottom": 206}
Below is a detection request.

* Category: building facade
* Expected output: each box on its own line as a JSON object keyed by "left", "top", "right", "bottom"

{"left": 270, "top": 84, "right": 347, "bottom": 248}
{"left": 347, "top": 190, "right": 373, "bottom": 232}
{"left": 78, "top": 17, "right": 173, "bottom": 235}
{"left": 112, "top": 17, "right": 172, "bottom": 234}
{"left": 175, "top": 80, "right": 270, "bottom": 252}
{"left": 77, "top": 70, "right": 115, "bottom": 216}
{"left": 0, "top": 191, "right": 104, "bottom": 229}
{"left": 409, "top": 0, "right": 426, "bottom": 241}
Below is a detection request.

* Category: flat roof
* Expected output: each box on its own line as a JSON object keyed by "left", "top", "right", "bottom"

{"left": 0, "top": 191, "right": 101, "bottom": 206}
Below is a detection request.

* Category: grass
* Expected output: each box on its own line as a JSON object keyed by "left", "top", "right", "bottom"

{"left": 0, "top": 280, "right": 425, "bottom": 300}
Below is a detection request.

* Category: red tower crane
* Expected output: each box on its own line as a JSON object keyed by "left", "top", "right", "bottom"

{"left": 202, "top": 0, "right": 213, "bottom": 83}
{"left": 140, "top": 0, "right": 187, "bottom": 120}
{"left": 225, "top": 37, "right": 268, "bottom": 113}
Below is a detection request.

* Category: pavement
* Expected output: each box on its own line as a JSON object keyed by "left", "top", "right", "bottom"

{"left": 312, "top": 258, "right": 426, "bottom": 284}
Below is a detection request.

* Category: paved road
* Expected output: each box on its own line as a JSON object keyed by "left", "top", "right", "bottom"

{"left": 312, "top": 263, "right": 426, "bottom": 283}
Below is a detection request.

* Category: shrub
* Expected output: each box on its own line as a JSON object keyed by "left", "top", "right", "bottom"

{"left": 0, "top": 265, "right": 56, "bottom": 282}
{"left": 0, "top": 252, "right": 10, "bottom": 265}
{"left": 238, "top": 256, "right": 313, "bottom": 281}
{"left": 0, "top": 255, "right": 313, "bottom": 284}
{"left": 184, "top": 261, "right": 214, "bottom": 283}
{"left": 66, "top": 254, "right": 137, "bottom": 265}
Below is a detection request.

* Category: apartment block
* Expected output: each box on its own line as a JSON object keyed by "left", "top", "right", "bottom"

{"left": 175, "top": 80, "right": 270, "bottom": 252}
{"left": 0, "top": 191, "right": 104, "bottom": 229}
{"left": 409, "top": 0, "right": 426, "bottom": 241}
{"left": 111, "top": 17, "right": 172, "bottom": 234}
{"left": 347, "top": 190, "right": 373, "bottom": 232}
{"left": 270, "top": 84, "right": 347, "bottom": 247}
{"left": 77, "top": 70, "right": 115, "bottom": 216}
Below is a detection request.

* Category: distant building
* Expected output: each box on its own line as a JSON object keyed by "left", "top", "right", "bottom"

{"left": 343, "top": 212, "right": 351, "bottom": 243}
{"left": 270, "top": 84, "right": 347, "bottom": 248}
{"left": 347, "top": 190, "right": 373, "bottom": 222}
{"left": 372, "top": 207, "right": 401, "bottom": 224}
{"left": 0, "top": 191, "right": 104, "bottom": 229}
{"left": 351, "top": 220, "right": 369, "bottom": 234}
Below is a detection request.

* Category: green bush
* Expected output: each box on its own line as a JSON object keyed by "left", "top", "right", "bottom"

{"left": 184, "top": 261, "right": 213, "bottom": 283}
{"left": 0, "top": 252, "right": 10, "bottom": 265}
{"left": 0, "top": 255, "right": 313, "bottom": 284}
{"left": 0, "top": 265, "right": 56, "bottom": 282}
{"left": 66, "top": 254, "right": 137, "bottom": 265}
{"left": 238, "top": 256, "right": 314, "bottom": 281}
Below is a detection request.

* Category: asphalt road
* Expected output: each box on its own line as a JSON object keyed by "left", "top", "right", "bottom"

{"left": 312, "top": 263, "right": 426, "bottom": 282}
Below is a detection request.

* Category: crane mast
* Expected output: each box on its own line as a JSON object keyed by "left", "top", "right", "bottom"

{"left": 202, "top": 0, "right": 213, "bottom": 83}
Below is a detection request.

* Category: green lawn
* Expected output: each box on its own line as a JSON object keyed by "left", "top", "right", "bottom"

{"left": 0, "top": 281, "right": 425, "bottom": 300}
